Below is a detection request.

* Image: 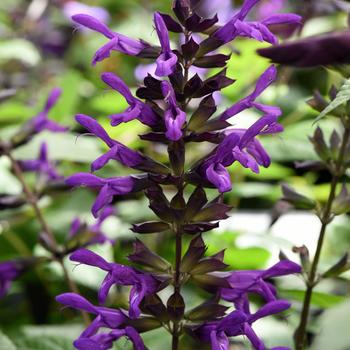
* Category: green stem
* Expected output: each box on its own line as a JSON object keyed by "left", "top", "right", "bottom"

{"left": 294, "top": 124, "right": 350, "bottom": 349}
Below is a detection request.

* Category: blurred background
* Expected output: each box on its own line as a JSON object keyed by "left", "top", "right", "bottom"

{"left": 1, "top": 0, "right": 350, "bottom": 349}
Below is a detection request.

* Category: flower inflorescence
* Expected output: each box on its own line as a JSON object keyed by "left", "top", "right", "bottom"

{"left": 56, "top": 1, "right": 302, "bottom": 349}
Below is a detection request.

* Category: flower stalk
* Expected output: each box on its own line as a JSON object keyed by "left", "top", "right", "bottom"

{"left": 295, "top": 119, "right": 350, "bottom": 350}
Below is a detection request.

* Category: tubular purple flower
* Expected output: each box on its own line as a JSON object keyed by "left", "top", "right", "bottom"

{"left": 220, "top": 65, "right": 280, "bottom": 121}
{"left": 27, "top": 88, "right": 67, "bottom": 133}
{"left": 56, "top": 293, "right": 146, "bottom": 350}
{"left": 100, "top": 73, "right": 158, "bottom": 127}
{"left": 161, "top": 81, "right": 186, "bottom": 141}
{"left": 72, "top": 14, "right": 149, "bottom": 65}
{"left": 18, "top": 142, "right": 62, "bottom": 181}
{"left": 212, "top": 0, "right": 262, "bottom": 44}
{"left": 206, "top": 163, "right": 232, "bottom": 193}
{"left": 221, "top": 260, "right": 301, "bottom": 306}
{"left": 75, "top": 114, "right": 165, "bottom": 173}
{"left": 154, "top": 12, "right": 178, "bottom": 77}
{"left": 195, "top": 301, "right": 291, "bottom": 350}
{"left": 235, "top": 13, "right": 302, "bottom": 44}
{"left": 66, "top": 173, "right": 137, "bottom": 217}
{"left": 202, "top": 116, "right": 282, "bottom": 192}
{"left": 70, "top": 249, "right": 161, "bottom": 318}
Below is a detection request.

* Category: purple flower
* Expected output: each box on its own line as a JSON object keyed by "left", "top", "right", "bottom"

{"left": 72, "top": 14, "right": 149, "bottom": 65}
{"left": 74, "top": 328, "right": 145, "bottom": 350}
{"left": 212, "top": 0, "right": 263, "bottom": 44}
{"left": 154, "top": 12, "right": 178, "bottom": 77}
{"left": 69, "top": 206, "right": 115, "bottom": 246}
{"left": 63, "top": 1, "right": 110, "bottom": 25}
{"left": 221, "top": 260, "right": 301, "bottom": 311}
{"left": 0, "top": 261, "right": 23, "bottom": 298}
{"left": 161, "top": 81, "right": 186, "bottom": 141}
{"left": 234, "top": 13, "right": 301, "bottom": 45}
{"left": 75, "top": 114, "right": 166, "bottom": 174}
{"left": 101, "top": 73, "right": 158, "bottom": 127}
{"left": 202, "top": 114, "right": 282, "bottom": 192}
{"left": 56, "top": 293, "right": 146, "bottom": 350}
{"left": 66, "top": 173, "right": 144, "bottom": 218}
{"left": 27, "top": 88, "right": 67, "bottom": 133}
{"left": 209, "top": 0, "right": 301, "bottom": 48}
{"left": 194, "top": 300, "right": 291, "bottom": 350}
{"left": 70, "top": 249, "right": 161, "bottom": 318}
{"left": 18, "top": 142, "right": 62, "bottom": 181}
{"left": 219, "top": 65, "right": 281, "bottom": 121}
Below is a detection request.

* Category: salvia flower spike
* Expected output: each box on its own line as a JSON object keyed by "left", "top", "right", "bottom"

{"left": 61, "top": 1, "right": 302, "bottom": 349}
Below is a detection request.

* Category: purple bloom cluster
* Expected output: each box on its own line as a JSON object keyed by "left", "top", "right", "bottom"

{"left": 59, "top": 1, "right": 302, "bottom": 349}
{"left": 56, "top": 293, "right": 146, "bottom": 350}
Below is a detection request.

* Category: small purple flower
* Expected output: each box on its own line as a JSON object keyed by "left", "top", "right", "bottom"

{"left": 27, "top": 88, "right": 67, "bottom": 133}
{"left": 221, "top": 260, "right": 301, "bottom": 310}
{"left": 161, "top": 81, "right": 186, "bottom": 141}
{"left": 0, "top": 260, "right": 23, "bottom": 298}
{"left": 18, "top": 142, "right": 62, "bottom": 182}
{"left": 211, "top": 0, "right": 301, "bottom": 47}
{"left": 100, "top": 72, "right": 158, "bottom": 127}
{"left": 220, "top": 65, "right": 281, "bottom": 121}
{"left": 75, "top": 114, "right": 165, "bottom": 174}
{"left": 202, "top": 114, "right": 282, "bottom": 192}
{"left": 154, "top": 12, "right": 178, "bottom": 77}
{"left": 234, "top": 13, "right": 302, "bottom": 45}
{"left": 70, "top": 249, "right": 161, "bottom": 318}
{"left": 66, "top": 173, "right": 141, "bottom": 218}
{"left": 72, "top": 14, "right": 149, "bottom": 65}
{"left": 56, "top": 293, "right": 146, "bottom": 350}
{"left": 212, "top": 0, "right": 262, "bottom": 44}
{"left": 194, "top": 300, "right": 291, "bottom": 350}
{"left": 69, "top": 206, "right": 115, "bottom": 246}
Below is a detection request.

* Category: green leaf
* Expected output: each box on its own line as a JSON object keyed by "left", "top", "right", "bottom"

{"left": 279, "top": 289, "right": 346, "bottom": 308}
{"left": 0, "top": 39, "right": 41, "bottom": 66}
{"left": 312, "top": 299, "right": 350, "bottom": 350}
{"left": 0, "top": 331, "right": 17, "bottom": 350}
{"left": 314, "top": 78, "right": 350, "bottom": 123}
